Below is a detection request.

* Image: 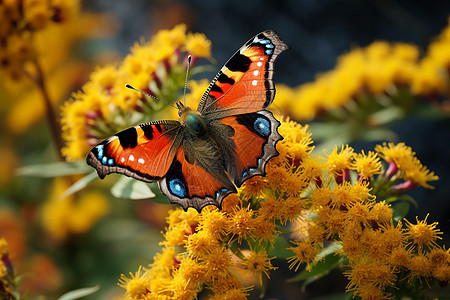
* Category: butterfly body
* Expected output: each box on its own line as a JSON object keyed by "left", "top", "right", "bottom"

{"left": 87, "top": 30, "right": 289, "bottom": 211}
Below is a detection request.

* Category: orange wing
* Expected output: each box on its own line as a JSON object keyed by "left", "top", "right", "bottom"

{"left": 159, "top": 147, "right": 236, "bottom": 212}
{"left": 86, "top": 121, "right": 182, "bottom": 182}
{"left": 218, "top": 110, "right": 282, "bottom": 187}
{"left": 198, "top": 30, "right": 289, "bottom": 119}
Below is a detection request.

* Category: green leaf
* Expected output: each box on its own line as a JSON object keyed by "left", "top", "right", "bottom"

{"left": 268, "top": 236, "right": 293, "bottom": 259}
{"left": 57, "top": 285, "right": 100, "bottom": 300}
{"left": 147, "top": 182, "right": 171, "bottom": 205}
{"left": 111, "top": 176, "right": 156, "bottom": 199}
{"left": 60, "top": 172, "right": 99, "bottom": 199}
{"left": 368, "top": 106, "right": 404, "bottom": 126}
{"left": 386, "top": 195, "right": 418, "bottom": 209}
{"left": 316, "top": 242, "right": 342, "bottom": 259}
{"left": 288, "top": 244, "right": 343, "bottom": 284}
{"left": 358, "top": 128, "right": 397, "bottom": 142}
{"left": 392, "top": 201, "right": 410, "bottom": 223}
{"left": 289, "top": 253, "right": 343, "bottom": 284}
{"left": 16, "top": 160, "right": 90, "bottom": 177}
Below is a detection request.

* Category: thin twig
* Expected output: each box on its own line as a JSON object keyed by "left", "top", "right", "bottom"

{"left": 32, "top": 59, "right": 64, "bottom": 160}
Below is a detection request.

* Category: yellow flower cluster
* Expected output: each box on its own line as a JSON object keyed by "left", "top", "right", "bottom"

{"left": 41, "top": 177, "right": 110, "bottom": 241}
{"left": 61, "top": 24, "right": 212, "bottom": 161}
{"left": 0, "top": 0, "right": 80, "bottom": 83}
{"left": 118, "top": 118, "right": 446, "bottom": 299}
{"left": 413, "top": 18, "right": 450, "bottom": 96}
{"left": 275, "top": 19, "right": 450, "bottom": 121}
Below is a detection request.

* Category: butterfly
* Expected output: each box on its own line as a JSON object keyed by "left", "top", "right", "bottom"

{"left": 86, "top": 30, "right": 290, "bottom": 212}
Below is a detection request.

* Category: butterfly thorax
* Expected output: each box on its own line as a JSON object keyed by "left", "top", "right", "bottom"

{"left": 177, "top": 103, "right": 206, "bottom": 135}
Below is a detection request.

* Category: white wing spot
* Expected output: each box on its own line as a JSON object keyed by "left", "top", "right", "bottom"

{"left": 252, "top": 80, "right": 258, "bottom": 86}
{"left": 257, "top": 62, "right": 262, "bottom": 67}
{"left": 129, "top": 154, "right": 135, "bottom": 161}
{"left": 120, "top": 157, "right": 125, "bottom": 163}
{"left": 253, "top": 70, "right": 259, "bottom": 76}
{"left": 138, "top": 158, "right": 145, "bottom": 164}
{"left": 260, "top": 57, "right": 264, "bottom": 60}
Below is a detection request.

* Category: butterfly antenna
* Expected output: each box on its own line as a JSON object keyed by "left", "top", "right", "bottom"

{"left": 125, "top": 84, "right": 177, "bottom": 109}
{"left": 183, "top": 55, "right": 192, "bottom": 106}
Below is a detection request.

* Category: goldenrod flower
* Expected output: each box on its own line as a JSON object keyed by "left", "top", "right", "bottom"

{"left": 408, "top": 253, "right": 432, "bottom": 280}
{"left": 375, "top": 142, "right": 439, "bottom": 189}
{"left": 352, "top": 150, "right": 382, "bottom": 179}
{"left": 185, "top": 32, "right": 211, "bottom": 58}
{"left": 41, "top": 177, "right": 109, "bottom": 240}
{"left": 324, "top": 145, "right": 354, "bottom": 182}
{"left": 118, "top": 266, "right": 151, "bottom": 300}
{"left": 287, "top": 241, "right": 318, "bottom": 272}
{"left": 405, "top": 214, "right": 442, "bottom": 250}
{"left": 241, "top": 248, "right": 276, "bottom": 286}
{"left": 114, "top": 109, "right": 445, "bottom": 299}
{"left": 412, "top": 18, "right": 450, "bottom": 97}
{"left": 226, "top": 206, "right": 255, "bottom": 242}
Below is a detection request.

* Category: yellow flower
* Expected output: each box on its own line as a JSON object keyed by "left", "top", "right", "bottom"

{"left": 118, "top": 266, "right": 151, "bottom": 300}
{"left": 0, "top": 239, "right": 9, "bottom": 257}
{"left": 209, "top": 288, "right": 250, "bottom": 300}
{"left": 375, "top": 142, "right": 438, "bottom": 188}
{"left": 185, "top": 32, "right": 211, "bottom": 58}
{"left": 226, "top": 205, "right": 255, "bottom": 242}
{"left": 408, "top": 253, "right": 432, "bottom": 280}
{"left": 323, "top": 145, "right": 354, "bottom": 178}
{"left": 287, "top": 240, "right": 318, "bottom": 271}
{"left": 204, "top": 248, "right": 232, "bottom": 282}
{"left": 352, "top": 150, "right": 382, "bottom": 179}
{"left": 405, "top": 214, "right": 442, "bottom": 250}
{"left": 177, "top": 256, "right": 207, "bottom": 285}
{"left": 251, "top": 215, "right": 278, "bottom": 243}
{"left": 368, "top": 201, "right": 393, "bottom": 225}
{"left": 240, "top": 249, "right": 276, "bottom": 285}
{"left": 196, "top": 206, "right": 229, "bottom": 239}
{"left": 375, "top": 143, "right": 439, "bottom": 188}
{"left": 41, "top": 177, "right": 109, "bottom": 240}
{"left": 185, "top": 230, "right": 220, "bottom": 258}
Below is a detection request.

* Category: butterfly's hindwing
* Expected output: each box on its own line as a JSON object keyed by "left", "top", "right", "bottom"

{"left": 198, "top": 30, "right": 290, "bottom": 119}
{"left": 86, "top": 121, "right": 182, "bottom": 182}
{"left": 216, "top": 110, "right": 282, "bottom": 187}
{"left": 159, "top": 147, "right": 236, "bottom": 212}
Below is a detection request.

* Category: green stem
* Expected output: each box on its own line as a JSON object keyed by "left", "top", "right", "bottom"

{"left": 32, "top": 59, "right": 64, "bottom": 160}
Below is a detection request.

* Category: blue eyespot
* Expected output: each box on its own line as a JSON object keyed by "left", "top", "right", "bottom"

{"left": 221, "top": 188, "right": 229, "bottom": 193}
{"left": 266, "top": 43, "right": 274, "bottom": 49}
{"left": 254, "top": 117, "right": 270, "bottom": 137}
{"left": 249, "top": 167, "right": 257, "bottom": 172}
{"left": 265, "top": 49, "right": 273, "bottom": 55}
{"left": 96, "top": 145, "right": 104, "bottom": 159}
{"left": 108, "top": 158, "right": 115, "bottom": 166}
{"left": 242, "top": 170, "right": 248, "bottom": 179}
{"left": 169, "top": 178, "right": 187, "bottom": 198}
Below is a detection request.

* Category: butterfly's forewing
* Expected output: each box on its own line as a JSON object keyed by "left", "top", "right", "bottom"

{"left": 86, "top": 121, "right": 182, "bottom": 182}
{"left": 197, "top": 30, "right": 290, "bottom": 119}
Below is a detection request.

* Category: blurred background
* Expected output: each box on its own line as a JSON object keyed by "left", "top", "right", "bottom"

{"left": 1, "top": 0, "right": 449, "bottom": 299}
